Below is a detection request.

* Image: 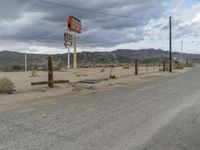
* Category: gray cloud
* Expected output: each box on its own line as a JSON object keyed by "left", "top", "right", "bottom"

{"left": 0, "top": 0, "right": 170, "bottom": 49}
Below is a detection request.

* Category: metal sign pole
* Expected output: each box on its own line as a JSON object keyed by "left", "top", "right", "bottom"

{"left": 64, "top": 32, "right": 73, "bottom": 70}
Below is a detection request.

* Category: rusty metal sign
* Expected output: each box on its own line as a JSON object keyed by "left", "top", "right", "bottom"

{"left": 68, "top": 16, "right": 82, "bottom": 33}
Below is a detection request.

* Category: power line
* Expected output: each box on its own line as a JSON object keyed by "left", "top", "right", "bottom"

{"left": 35, "top": 0, "right": 153, "bottom": 20}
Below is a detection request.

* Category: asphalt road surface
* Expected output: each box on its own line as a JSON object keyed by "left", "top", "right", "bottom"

{"left": 1, "top": 66, "right": 200, "bottom": 150}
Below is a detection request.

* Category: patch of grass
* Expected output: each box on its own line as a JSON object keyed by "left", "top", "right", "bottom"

{"left": 0, "top": 77, "right": 15, "bottom": 94}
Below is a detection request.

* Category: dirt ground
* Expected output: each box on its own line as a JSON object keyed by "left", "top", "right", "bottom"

{"left": 0, "top": 66, "right": 191, "bottom": 112}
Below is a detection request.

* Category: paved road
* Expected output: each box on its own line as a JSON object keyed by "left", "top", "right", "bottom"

{"left": 1, "top": 67, "right": 200, "bottom": 150}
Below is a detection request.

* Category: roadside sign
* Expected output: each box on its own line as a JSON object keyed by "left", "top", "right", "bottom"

{"left": 68, "top": 16, "right": 82, "bottom": 33}
{"left": 64, "top": 32, "right": 73, "bottom": 69}
{"left": 64, "top": 32, "right": 73, "bottom": 46}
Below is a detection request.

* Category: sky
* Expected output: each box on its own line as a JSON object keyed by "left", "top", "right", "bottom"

{"left": 0, "top": 0, "right": 200, "bottom": 54}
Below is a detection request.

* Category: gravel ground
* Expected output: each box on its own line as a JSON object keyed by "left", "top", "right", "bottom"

{"left": 0, "top": 66, "right": 200, "bottom": 150}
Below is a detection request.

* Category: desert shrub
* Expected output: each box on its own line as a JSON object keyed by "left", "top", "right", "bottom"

{"left": 123, "top": 66, "right": 130, "bottom": 69}
{"left": 0, "top": 77, "right": 15, "bottom": 94}
{"left": 100, "top": 68, "right": 105, "bottom": 73}
{"left": 12, "top": 65, "right": 22, "bottom": 71}
{"left": 174, "top": 65, "right": 183, "bottom": 69}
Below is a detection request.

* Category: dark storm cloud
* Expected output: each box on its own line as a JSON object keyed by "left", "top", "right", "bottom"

{"left": 0, "top": 0, "right": 167, "bottom": 48}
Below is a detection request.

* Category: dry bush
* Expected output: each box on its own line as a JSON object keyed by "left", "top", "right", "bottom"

{"left": 29, "top": 70, "right": 40, "bottom": 77}
{"left": 174, "top": 65, "right": 183, "bottom": 69}
{"left": 100, "top": 68, "right": 105, "bottom": 73}
{"left": 123, "top": 66, "right": 130, "bottom": 69}
{"left": 0, "top": 77, "right": 15, "bottom": 94}
{"left": 110, "top": 75, "right": 116, "bottom": 79}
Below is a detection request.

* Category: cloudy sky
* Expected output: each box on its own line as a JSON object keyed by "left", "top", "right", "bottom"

{"left": 0, "top": 0, "right": 200, "bottom": 54}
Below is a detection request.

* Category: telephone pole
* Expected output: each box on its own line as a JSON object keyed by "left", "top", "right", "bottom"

{"left": 169, "top": 16, "right": 172, "bottom": 73}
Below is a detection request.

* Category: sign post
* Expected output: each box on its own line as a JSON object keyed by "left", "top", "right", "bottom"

{"left": 68, "top": 16, "right": 82, "bottom": 69}
{"left": 67, "top": 46, "right": 70, "bottom": 69}
{"left": 64, "top": 32, "right": 73, "bottom": 69}
{"left": 74, "top": 32, "right": 77, "bottom": 69}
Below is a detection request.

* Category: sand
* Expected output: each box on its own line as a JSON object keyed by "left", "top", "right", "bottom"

{"left": 0, "top": 66, "right": 190, "bottom": 112}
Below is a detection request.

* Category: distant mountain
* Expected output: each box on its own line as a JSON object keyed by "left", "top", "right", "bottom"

{"left": 113, "top": 49, "right": 200, "bottom": 60}
{"left": 0, "top": 51, "right": 48, "bottom": 70}
{"left": 0, "top": 49, "right": 200, "bottom": 70}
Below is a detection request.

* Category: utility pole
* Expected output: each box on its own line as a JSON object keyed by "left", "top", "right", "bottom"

{"left": 169, "top": 16, "right": 172, "bottom": 73}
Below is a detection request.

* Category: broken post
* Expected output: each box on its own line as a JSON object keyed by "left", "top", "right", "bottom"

{"left": 31, "top": 80, "right": 69, "bottom": 85}
{"left": 135, "top": 59, "right": 138, "bottom": 75}
{"left": 48, "top": 56, "right": 54, "bottom": 88}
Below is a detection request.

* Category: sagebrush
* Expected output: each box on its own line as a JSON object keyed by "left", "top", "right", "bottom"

{"left": 0, "top": 77, "right": 15, "bottom": 94}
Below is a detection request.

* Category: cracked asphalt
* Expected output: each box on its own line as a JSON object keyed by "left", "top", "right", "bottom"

{"left": 1, "top": 66, "right": 200, "bottom": 150}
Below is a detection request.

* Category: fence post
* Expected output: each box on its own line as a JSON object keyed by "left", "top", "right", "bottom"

{"left": 48, "top": 56, "right": 54, "bottom": 88}
{"left": 146, "top": 64, "right": 149, "bottom": 73}
{"left": 163, "top": 61, "right": 166, "bottom": 71}
{"left": 135, "top": 59, "right": 138, "bottom": 75}
{"left": 186, "top": 60, "right": 188, "bottom": 66}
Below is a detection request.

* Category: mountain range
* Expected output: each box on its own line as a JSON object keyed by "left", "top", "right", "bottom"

{"left": 0, "top": 49, "right": 200, "bottom": 70}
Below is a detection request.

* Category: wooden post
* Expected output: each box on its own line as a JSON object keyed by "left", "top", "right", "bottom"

{"left": 186, "top": 60, "right": 188, "bottom": 66}
{"left": 159, "top": 62, "right": 160, "bottom": 71}
{"left": 135, "top": 59, "right": 138, "bottom": 75}
{"left": 146, "top": 64, "right": 148, "bottom": 73}
{"left": 163, "top": 61, "right": 166, "bottom": 71}
{"left": 48, "top": 56, "right": 54, "bottom": 88}
{"left": 110, "top": 65, "right": 113, "bottom": 77}
{"left": 73, "top": 32, "right": 77, "bottom": 69}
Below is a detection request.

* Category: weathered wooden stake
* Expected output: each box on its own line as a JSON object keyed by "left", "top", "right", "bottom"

{"left": 48, "top": 56, "right": 54, "bottom": 88}
{"left": 146, "top": 64, "right": 148, "bottom": 73}
{"left": 31, "top": 80, "right": 69, "bottom": 85}
{"left": 158, "top": 62, "right": 161, "bottom": 71}
{"left": 110, "top": 65, "right": 113, "bottom": 77}
{"left": 186, "top": 60, "right": 188, "bottom": 66}
{"left": 135, "top": 59, "right": 138, "bottom": 75}
{"left": 163, "top": 61, "right": 166, "bottom": 71}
